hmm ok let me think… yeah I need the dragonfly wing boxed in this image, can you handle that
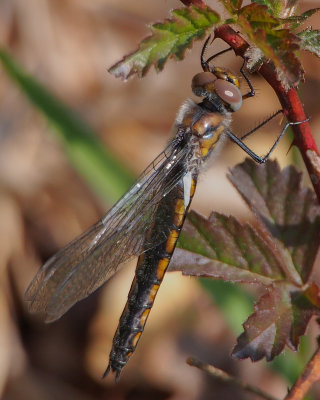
[25,219,107,310]
[25,134,192,322]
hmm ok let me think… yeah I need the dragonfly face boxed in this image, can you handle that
[192,68,242,112]
[25,36,297,381]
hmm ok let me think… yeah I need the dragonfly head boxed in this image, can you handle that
[191,36,243,112]
[191,69,242,112]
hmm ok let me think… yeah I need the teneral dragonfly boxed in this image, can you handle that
[25,36,305,381]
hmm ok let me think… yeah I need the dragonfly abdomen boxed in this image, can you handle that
[105,175,197,381]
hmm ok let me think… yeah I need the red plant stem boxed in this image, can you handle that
[215,25,320,202]
[283,346,320,399]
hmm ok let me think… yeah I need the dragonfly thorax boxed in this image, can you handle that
[191,111,228,158]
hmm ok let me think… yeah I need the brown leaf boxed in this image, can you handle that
[172,159,320,363]
[229,159,320,283]
[232,282,320,361]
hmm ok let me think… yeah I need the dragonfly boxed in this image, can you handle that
[25,35,306,381]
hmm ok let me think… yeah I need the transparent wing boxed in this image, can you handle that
[25,134,192,322]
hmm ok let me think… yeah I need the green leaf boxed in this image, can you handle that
[109,6,220,79]
[235,3,303,87]
[219,0,242,13]
[298,28,320,58]
[0,49,135,204]
[252,0,298,18]
[239,3,281,29]
[252,0,282,16]
[281,8,320,30]
[221,4,319,86]
[171,211,285,286]
[263,29,302,87]
[233,0,243,8]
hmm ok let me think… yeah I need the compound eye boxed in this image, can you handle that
[215,79,242,111]
[191,72,216,97]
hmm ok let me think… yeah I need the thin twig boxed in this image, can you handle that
[187,357,279,400]
[214,25,320,203]
[284,346,320,400]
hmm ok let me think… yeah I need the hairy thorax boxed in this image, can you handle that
[174,99,231,174]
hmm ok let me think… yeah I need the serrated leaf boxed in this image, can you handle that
[239,3,281,29]
[109,6,220,79]
[252,0,299,18]
[253,0,283,17]
[235,3,303,87]
[261,29,302,87]
[219,0,242,13]
[229,159,320,283]
[298,28,320,58]
[222,4,319,86]
[232,282,320,361]
[170,210,286,286]
[172,159,320,363]
[281,8,320,30]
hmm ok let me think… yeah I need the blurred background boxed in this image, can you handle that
[0,1,319,399]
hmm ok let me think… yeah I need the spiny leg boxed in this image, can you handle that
[240,58,255,100]
[201,35,212,71]
[204,47,233,69]
[201,35,233,72]
[240,109,283,140]
[227,118,309,164]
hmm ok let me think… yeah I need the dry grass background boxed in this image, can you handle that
[0,1,319,399]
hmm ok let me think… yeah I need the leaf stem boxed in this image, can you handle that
[214,25,320,203]
[283,345,320,399]
[187,357,279,400]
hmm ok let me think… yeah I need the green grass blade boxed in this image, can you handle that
[0,48,135,203]
[199,278,254,335]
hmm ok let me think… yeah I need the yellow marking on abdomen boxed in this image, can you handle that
[173,198,185,227]
[140,308,150,327]
[156,257,170,281]
[131,332,142,348]
[148,283,160,304]
[165,229,180,254]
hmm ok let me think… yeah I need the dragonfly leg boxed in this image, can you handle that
[227,117,309,163]
[201,35,234,72]
[240,110,283,140]
[240,58,255,100]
